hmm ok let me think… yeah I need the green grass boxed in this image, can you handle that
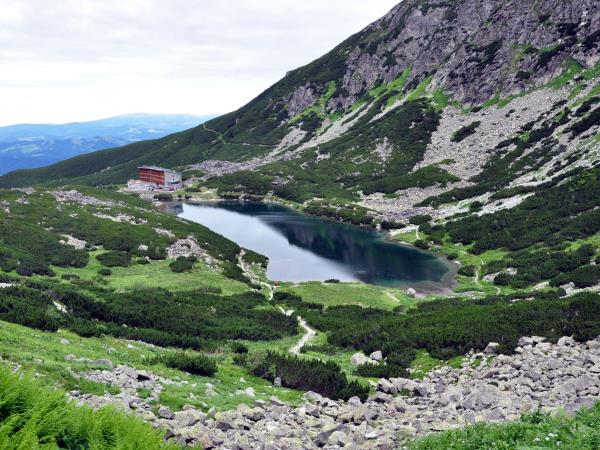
[0,319,303,413]
[410,349,443,380]
[369,68,412,100]
[278,281,418,310]
[406,76,433,102]
[408,403,600,450]
[51,250,249,295]
[431,89,451,111]
[394,230,420,245]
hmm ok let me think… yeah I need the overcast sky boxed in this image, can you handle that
[0,0,399,126]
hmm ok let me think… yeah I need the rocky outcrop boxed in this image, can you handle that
[0,200,10,214]
[52,190,121,207]
[287,83,320,118]
[72,336,600,449]
[166,235,215,266]
[330,0,600,108]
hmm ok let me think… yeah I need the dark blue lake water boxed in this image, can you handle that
[177,201,454,287]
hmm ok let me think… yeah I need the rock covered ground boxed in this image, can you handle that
[69,335,600,449]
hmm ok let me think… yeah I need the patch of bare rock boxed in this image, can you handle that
[0,200,10,214]
[60,234,87,250]
[51,190,121,207]
[93,212,148,225]
[166,235,215,266]
[69,336,600,449]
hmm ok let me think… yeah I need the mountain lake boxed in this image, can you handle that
[170,201,456,290]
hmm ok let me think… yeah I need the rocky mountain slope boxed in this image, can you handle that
[2,0,598,202]
[0,113,214,175]
[70,334,600,449]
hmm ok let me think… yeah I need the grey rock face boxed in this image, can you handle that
[286,83,319,118]
[332,0,600,108]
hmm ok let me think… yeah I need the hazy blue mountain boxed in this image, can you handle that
[0,113,216,174]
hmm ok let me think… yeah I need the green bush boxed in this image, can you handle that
[242,249,268,268]
[550,265,600,288]
[222,261,252,285]
[231,342,249,354]
[97,268,112,276]
[380,220,405,230]
[458,265,476,277]
[250,351,369,401]
[493,272,513,286]
[409,214,432,225]
[169,256,196,273]
[61,273,80,280]
[450,121,481,142]
[96,251,131,268]
[414,240,430,250]
[309,291,600,372]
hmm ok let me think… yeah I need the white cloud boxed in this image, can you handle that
[0,0,399,126]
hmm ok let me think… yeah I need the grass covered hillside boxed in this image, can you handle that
[0,186,600,448]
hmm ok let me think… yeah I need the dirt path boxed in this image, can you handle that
[238,250,274,300]
[290,316,316,355]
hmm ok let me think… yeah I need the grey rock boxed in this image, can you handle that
[484,342,500,354]
[370,351,384,361]
[389,377,419,393]
[315,424,348,447]
[351,352,370,366]
[174,409,206,427]
[557,336,576,347]
[376,378,398,394]
[158,406,174,420]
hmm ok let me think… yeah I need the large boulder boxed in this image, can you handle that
[484,342,500,354]
[557,336,576,347]
[315,424,348,447]
[463,384,501,411]
[377,378,398,394]
[351,352,370,366]
[389,377,419,394]
[370,350,384,361]
[158,406,174,420]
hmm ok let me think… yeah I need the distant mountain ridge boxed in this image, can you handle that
[0,113,216,174]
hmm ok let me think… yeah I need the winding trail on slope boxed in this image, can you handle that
[239,251,314,353]
[290,316,317,355]
[238,250,274,300]
[277,306,317,354]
